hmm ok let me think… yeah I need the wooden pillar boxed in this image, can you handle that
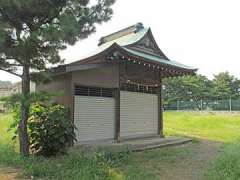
[158,75,164,137]
[115,62,121,143]
[115,88,121,142]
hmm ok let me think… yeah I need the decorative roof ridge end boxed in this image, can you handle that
[98,22,144,46]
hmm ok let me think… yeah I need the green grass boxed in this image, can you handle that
[0,113,14,144]
[164,111,240,142]
[118,143,196,180]
[0,113,130,179]
[204,142,240,180]
[0,146,130,180]
[1,112,240,179]
[0,113,21,165]
[164,112,240,180]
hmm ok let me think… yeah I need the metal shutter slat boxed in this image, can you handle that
[120,91,158,138]
[74,96,115,143]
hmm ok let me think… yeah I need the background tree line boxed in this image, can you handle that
[163,72,240,109]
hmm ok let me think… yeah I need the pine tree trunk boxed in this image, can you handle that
[18,65,30,156]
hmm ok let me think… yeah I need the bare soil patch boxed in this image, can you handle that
[157,140,221,180]
[0,166,21,180]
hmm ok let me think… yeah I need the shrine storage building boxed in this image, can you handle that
[37,23,197,144]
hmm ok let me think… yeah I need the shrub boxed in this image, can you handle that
[3,92,59,141]
[28,103,76,156]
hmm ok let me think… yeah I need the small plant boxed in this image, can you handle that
[28,103,76,156]
[94,145,131,167]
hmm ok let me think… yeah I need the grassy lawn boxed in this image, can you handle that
[0,112,240,179]
[0,113,14,144]
[165,112,240,143]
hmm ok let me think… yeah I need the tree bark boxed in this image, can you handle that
[18,65,30,156]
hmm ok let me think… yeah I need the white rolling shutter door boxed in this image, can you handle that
[74,87,115,143]
[120,91,158,138]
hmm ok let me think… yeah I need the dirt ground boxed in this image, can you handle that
[0,166,21,180]
[156,140,221,180]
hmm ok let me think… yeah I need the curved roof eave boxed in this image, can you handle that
[113,44,197,72]
[66,43,123,67]
[67,42,197,73]
[67,27,150,65]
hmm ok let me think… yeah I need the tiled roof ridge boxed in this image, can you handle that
[98,22,144,46]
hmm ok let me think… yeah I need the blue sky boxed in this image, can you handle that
[1,0,240,82]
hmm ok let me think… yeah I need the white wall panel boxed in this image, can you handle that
[74,96,115,143]
[120,91,158,138]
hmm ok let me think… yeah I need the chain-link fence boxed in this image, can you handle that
[165,99,240,111]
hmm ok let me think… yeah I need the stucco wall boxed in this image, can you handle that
[37,74,72,109]
[71,65,119,88]
[36,65,119,121]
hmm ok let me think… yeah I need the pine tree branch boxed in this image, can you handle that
[0,67,22,77]
[0,58,22,67]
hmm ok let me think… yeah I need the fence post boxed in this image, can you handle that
[229,98,232,111]
[177,100,180,110]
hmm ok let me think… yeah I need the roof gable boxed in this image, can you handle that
[98,23,169,60]
[66,23,197,75]
[127,29,169,60]
[134,32,159,51]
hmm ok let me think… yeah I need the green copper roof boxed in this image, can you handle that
[122,47,196,70]
[69,23,197,72]
[71,27,149,62]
